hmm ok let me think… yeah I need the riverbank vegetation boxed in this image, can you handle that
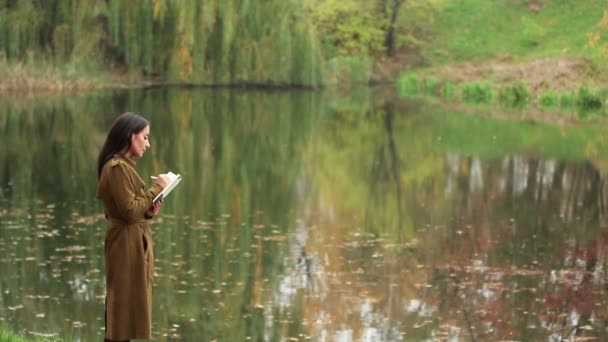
[0,328,27,342]
[0,328,57,342]
[397,70,606,115]
[0,0,436,90]
[0,0,324,89]
[1,0,608,100]
[398,0,608,113]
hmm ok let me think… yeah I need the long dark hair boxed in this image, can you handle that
[97,112,149,178]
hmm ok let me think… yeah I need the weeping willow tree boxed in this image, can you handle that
[0,0,325,87]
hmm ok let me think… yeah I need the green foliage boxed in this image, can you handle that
[396,72,420,95]
[325,56,373,86]
[584,10,608,63]
[395,0,442,49]
[461,81,494,103]
[423,76,440,94]
[0,329,27,342]
[0,328,60,342]
[440,81,456,99]
[539,91,559,107]
[577,87,603,109]
[0,0,324,86]
[498,81,531,107]
[304,0,439,58]
[305,0,385,56]
[560,91,576,107]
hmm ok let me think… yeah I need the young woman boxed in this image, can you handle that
[96,112,170,341]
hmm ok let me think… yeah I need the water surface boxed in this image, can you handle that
[1,88,608,341]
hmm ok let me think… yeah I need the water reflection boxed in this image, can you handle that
[1,89,608,341]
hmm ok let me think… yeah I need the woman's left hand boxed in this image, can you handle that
[146,199,163,218]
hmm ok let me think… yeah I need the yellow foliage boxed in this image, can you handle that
[173,34,193,80]
[587,31,601,48]
[597,10,608,31]
[152,0,162,20]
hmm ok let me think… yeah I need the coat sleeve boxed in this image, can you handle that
[108,162,163,222]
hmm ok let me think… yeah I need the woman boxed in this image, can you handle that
[96,112,170,341]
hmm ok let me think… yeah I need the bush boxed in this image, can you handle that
[539,91,559,107]
[441,82,456,99]
[577,87,602,109]
[461,81,494,103]
[560,92,576,108]
[397,73,420,95]
[423,76,440,95]
[499,81,531,106]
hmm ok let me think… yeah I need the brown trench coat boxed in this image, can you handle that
[96,154,162,340]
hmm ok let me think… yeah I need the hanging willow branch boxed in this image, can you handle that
[0,0,325,87]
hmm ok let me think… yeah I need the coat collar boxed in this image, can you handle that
[114,153,136,168]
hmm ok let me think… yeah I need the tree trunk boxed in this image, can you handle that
[385,0,405,56]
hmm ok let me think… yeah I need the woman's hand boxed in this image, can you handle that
[154,174,171,188]
[146,198,163,218]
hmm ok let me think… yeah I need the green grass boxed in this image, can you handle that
[396,0,608,116]
[539,90,559,107]
[396,72,421,95]
[425,0,607,64]
[0,328,30,342]
[560,91,577,107]
[461,81,494,103]
[440,81,456,99]
[0,58,114,91]
[396,72,608,114]
[577,86,603,109]
[0,327,62,342]
[499,81,532,107]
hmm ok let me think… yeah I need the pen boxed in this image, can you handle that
[150,176,158,180]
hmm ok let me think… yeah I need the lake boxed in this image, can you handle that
[1,87,608,341]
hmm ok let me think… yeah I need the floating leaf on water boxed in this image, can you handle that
[29,331,59,337]
[72,321,86,328]
[264,235,288,241]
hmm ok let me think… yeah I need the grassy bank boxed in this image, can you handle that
[424,0,607,65]
[2,0,607,94]
[395,0,608,114]
[0,53,375,92]
[0,60,115,92]
[397,71,607,115]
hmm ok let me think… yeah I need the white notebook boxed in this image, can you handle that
[153,171,182,203]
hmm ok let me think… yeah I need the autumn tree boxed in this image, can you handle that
[305,0,438,58]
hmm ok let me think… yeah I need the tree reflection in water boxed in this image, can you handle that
[2,91,608,341]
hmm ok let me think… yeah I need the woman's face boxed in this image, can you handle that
[128,125,150,158]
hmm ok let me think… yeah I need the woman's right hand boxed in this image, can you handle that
[154,174,171,188]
